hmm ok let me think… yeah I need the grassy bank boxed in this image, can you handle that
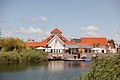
[0,49,48,63]
[73,53,120,80]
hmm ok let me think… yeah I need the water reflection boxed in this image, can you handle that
[64,61,91,69]
[0,61,91,72]
[0,63,27,72]
[0,62,48,72]
[0,61,91,80]
[47,61,91,72]
[48,61,64,72]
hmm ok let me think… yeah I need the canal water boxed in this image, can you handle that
[0,61,91,80]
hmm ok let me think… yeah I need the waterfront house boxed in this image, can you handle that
[26,28,72,54]
[26,28,109,54]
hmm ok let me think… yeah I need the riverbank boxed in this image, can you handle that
[0,49,48,64]
[0,49,118,64]
[73,52,120,80]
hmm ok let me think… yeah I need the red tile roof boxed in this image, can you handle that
[26,28,108,48]
[51,28,62,34]
[57,34,69,43]
[80,37,108,46]
[26,42,43,47]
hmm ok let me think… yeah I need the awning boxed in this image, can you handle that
[36,47,45,49]
[91,48,102,50]
[66,44,92,48]
[47,47,68,49]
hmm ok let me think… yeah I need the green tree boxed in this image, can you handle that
[2,37,26,52]
[108,39,115,45]
[0,38,4,50]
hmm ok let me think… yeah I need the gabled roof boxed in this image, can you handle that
[51,28,62,34]
[26,28,75,47]
[57,34,69,43]
[80,37,108,46]
[41,34,71,45]
[47,35,65,45]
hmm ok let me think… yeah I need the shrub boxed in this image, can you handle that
[0,51,21,63]
[77,53,120,80]
[0,49,48,63]
[22,49,48,62]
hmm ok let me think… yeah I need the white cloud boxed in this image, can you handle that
[40,16,49,22]
[85,31,100,37]
[80,25,100,37]
[16,27,44,35]
[22,16,37,22]
[108,35,120,44]
[80,25,99,31]
[4,32,12,37]
[112,28,120,44]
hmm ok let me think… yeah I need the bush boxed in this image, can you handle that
[0,49,48,63]
[22,49,48,62]
[0,51,21,63]
[77,53,120,80]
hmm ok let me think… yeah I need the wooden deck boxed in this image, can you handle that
[47,53,91,60]
[47,52,117,60]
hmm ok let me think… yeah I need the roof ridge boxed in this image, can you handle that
[51,28,62,34]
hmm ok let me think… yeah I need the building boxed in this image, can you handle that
[80,37,108,53]
[26,28,71,53]
[80,37,108,47]
[26,28,108,54]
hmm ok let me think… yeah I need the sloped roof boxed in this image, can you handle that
[26,28,108,48]
[80,37,108,46]
[26,42,43,47]
[51,28,62,34]
[26,28,75,47]
[41,34,70,45]
[47,35,65,45]
[57,34,69,43]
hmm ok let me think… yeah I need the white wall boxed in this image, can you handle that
[46,37,64,53]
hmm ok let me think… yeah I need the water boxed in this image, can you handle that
[0,61,91,80]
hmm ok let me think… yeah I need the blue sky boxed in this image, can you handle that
[0,0,120,43]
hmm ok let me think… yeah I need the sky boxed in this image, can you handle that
[0,0,120,44]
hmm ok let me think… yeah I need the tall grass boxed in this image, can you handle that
[22,49,48,62]
[76,53,120,80]
[0,49,48,63]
